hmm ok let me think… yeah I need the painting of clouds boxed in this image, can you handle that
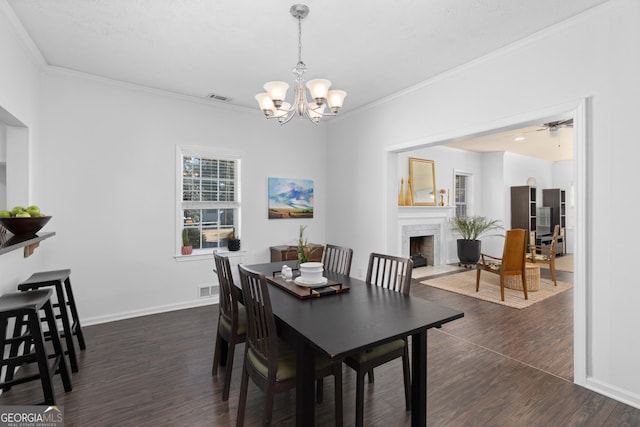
[268,177,314,219]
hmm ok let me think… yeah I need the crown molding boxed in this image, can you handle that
[0,0,47,68]
[44,65,256,113]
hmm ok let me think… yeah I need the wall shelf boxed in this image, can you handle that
[0,232,56,257]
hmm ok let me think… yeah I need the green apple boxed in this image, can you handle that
[26,205,41,216]
[0,210,10,217]
[11,206,25,216]
[15,211,31,218]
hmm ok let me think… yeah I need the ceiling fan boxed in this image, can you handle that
[537,118,573,132]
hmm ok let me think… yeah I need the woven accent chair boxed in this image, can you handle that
[236,265,343,427]
[527,224,559,286]
[321,244,354,276]
[344,253,413,427]
[476,228,528,301]
[211,252,246,401]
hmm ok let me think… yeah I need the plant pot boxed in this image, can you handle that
[181,245,193,255]
[456,239,481,266]
[228,238,241,251]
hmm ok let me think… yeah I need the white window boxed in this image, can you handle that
[177,146,240,254]
[454,172,471,218]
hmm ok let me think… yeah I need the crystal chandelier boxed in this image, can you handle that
[255,4,347,125]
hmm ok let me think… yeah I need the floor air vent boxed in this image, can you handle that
[198,285,217,298]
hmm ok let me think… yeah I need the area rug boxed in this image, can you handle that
[420,269,573,309]
[412,264,467,279]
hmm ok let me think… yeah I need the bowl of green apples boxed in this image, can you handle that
[0,206,51,235]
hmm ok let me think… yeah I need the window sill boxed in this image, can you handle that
[174,248,246,262]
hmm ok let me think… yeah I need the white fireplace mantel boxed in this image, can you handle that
[398,205,454,219]
[398,206,455,266]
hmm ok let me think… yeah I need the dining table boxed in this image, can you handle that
[234,260,464,427]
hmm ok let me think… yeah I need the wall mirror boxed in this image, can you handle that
[409,157,436,206]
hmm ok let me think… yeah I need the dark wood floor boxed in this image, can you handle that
[2,267,640,426]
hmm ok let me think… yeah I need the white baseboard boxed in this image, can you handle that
[82,295,220,326]
[585,377,640,410]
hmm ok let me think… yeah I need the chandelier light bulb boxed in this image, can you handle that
[263,81,290,107]
[327,90,347,113]
[306,79,331,102]
[255,93,275,116]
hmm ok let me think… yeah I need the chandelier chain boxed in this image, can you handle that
[298,15,303,65]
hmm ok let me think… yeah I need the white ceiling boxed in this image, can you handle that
[446,123,574,162]
[6,0,595,161]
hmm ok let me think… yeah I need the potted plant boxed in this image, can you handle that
[296,225,318,265]
[450,215,503,267]
[227,227,241,251]
[181,228,193,255]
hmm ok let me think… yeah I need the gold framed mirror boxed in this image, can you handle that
[409,158,436,206]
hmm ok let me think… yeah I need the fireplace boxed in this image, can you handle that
[410,235,434,267]
[401,223,442,265]
[399,206,453,267]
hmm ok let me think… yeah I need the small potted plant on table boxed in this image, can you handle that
[296,225,318,265]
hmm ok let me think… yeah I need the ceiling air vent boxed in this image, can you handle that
[207,93,231,102]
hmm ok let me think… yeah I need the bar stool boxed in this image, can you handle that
[18,269,86,373]
[0,289,72,405]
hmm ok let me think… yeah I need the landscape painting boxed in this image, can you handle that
[268,177,314,219]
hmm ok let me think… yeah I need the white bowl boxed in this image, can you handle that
[299,262,324,282]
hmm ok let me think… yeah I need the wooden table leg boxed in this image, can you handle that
[411,330,428,426]
[296,338,315,427]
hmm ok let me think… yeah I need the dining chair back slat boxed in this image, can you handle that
[214,253,237,328]
[322,244,354,276]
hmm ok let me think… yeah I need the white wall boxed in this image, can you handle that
[327,0,640,409]
[31,69,328,324]
[0,2,49,299]
[479,152,506,257]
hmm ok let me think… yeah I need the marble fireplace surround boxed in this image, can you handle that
[398,206,454,266]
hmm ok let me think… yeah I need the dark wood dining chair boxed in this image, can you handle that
[344,252,413,427]
[322,244,354,276]
[476,228,528,301]
[527,224,559,286]
[236,265,343,427]
[211,252,246,401]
